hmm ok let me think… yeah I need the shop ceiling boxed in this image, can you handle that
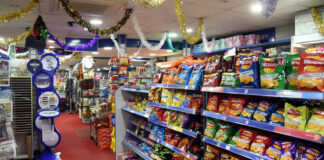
[0,0,323,59]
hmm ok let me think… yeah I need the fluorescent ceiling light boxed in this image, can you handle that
[49,46,54,48]
[84,28,88,31]
[251,3,262,13]
[71,40,80,44]
[90,19,102,25]
[168,32,178,38]
[0,37,4,41]
[166,49,172,53]
[48,40,54,43]
[104,47,112,50]
[186,28,193,33]
[92,52,99,55]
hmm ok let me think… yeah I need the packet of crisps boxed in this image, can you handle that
[178,64,193,85]
[214,122,236,143]
[284,102,307,130]
[300,147,323,160]
[298,53,324,92]
[239,55,260,88]
[240,102,258,120]
[207,95,219,112]
[219,98,229,114]
[297,143,307,160]
[250,134,272,155]
[259,56,285,89]
[171,90,187,107]
[229,127,258,150]
[220,72,240,87]
[285,54,300,90]
[280,141,298,160]
[204,119,219,138]
[189,66,204,86]
[264,140,282,160]
[305,108,324,135]
[269,108,285,126]
[161,88,174,105]
[253,100,277,123]
[227,97,246,116]
[181,91,193,108]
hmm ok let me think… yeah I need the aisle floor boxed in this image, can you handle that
[55,113,115,160]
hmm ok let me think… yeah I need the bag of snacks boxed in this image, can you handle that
[178,65,193,85]
[119,57,129,66]
[240,102,258,119]
[270,108,285,126]
[171,90,187,107]
[220,72,240,87]
[176,113,188,127]
[162,110,171,124]
[214,122,236,143]
[300,147,323,160]
[219,98,229,114]
[177,137,192,152]
[161,88,174,105]
[204,145,221,160]
[189,66,204,86]
[205,55,221,74]
[207,95,219,112]
[189,92,203,109]
[170,133,182,146]
[305,108,324,135]
[154,88,162,103]
[230,128,258,150]
[227,97,246,116]
[182,91,193,108]
[253,100,277,123]
[148,88,156,102]
[204,119,219,138]
[165,129,174,144]
[280,141,298,160]
[284,102,307,130]
[297,143,306,160]
[204,73,221,87]
[239,55,260,88]
[250,134,272,155]
[222,49,236,72]
[285,54,300,90]
[264,140,282,160]
[298,53,324,92]
[259,56,285,89]
[169,111,179,126]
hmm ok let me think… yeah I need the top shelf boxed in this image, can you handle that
[122,87,149,94]
[201,86,324,100]
[148,84,199,90]
[193,39,291,55]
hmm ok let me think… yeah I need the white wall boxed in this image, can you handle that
[275,23,294,40]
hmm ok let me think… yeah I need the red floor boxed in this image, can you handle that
[55,113,115,160]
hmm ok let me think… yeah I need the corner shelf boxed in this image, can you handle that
[201,86,324,100]
[123,140,153,160]
[202,110,323,144]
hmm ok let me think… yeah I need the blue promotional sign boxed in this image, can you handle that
[65,37,98,52]
[245,28,275,43]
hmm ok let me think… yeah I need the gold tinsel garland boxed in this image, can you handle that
[0,0,38,24]
[310,7,324,36]
[0,28,33,46]
[135,0,166,8]
[174,0,204,45]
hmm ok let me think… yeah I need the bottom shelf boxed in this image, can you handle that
[123,140,152,160]
[202,137,271,160]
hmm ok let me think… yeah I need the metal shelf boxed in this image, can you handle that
[127,130,154,146]
[201,86,324,100]
[202,110,323,144]
[122,107,149,118]
[148,119,198,138]
[148,84,199,90]
[122,88,149,94]
[123,140,153,160]
[148,102,198,115]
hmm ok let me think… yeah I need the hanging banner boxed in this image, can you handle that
[245,28,275,43]
[65,38,98,52]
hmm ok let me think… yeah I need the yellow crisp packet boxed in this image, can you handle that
[305,108,324,135]
[171,90,187,107]
[161,88,174,105]
[284,103,307,131]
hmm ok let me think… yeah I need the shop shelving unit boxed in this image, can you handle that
[122,140,153,160]
[148,84,199,90]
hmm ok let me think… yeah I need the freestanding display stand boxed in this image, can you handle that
[27,53,61,160]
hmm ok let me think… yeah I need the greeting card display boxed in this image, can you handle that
[27,52,61,160]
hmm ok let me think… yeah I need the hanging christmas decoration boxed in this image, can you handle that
[110,34,121,54]
[260,0,278,18]
[48,33,100,51]
[32,15,48,41]
[0,27,33,46]
[8,43,16,59]
[310,7,324,36]
[58,0,133,36]
[174,0,204,45]
[0,0,38,24]
[202,25,215,53]
[59,51,80,62]
[129,44,143,59]
[166,32,180,52]
[134,0,166,8]
[132,15,166,51]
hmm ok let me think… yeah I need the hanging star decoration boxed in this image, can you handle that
[32,15,49,41]
[0,0,38,24]
[134,0,166,8]
[310,7,324,36]
[174,0,204,45]
[0,27,33,46]
[57,0,133,36]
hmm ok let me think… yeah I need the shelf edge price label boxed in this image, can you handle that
[279,90,302,98]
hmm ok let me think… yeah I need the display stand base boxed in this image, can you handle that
[40,148,56,160]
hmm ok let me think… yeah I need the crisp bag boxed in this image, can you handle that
[230,127,258,150]
[207,95,219,112]
[284,102,307,130]
[171,90,187,107]
[305,108,324,135]
[298,53,324,92]
[161,88,174,105]
[240,102,258,120]
[177,64,192,85]
[227,97,246,116]
[285,54,300,90]
[259,56,285,89]
[239,55,260,88]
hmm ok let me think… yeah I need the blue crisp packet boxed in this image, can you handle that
[239,55,260,88]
